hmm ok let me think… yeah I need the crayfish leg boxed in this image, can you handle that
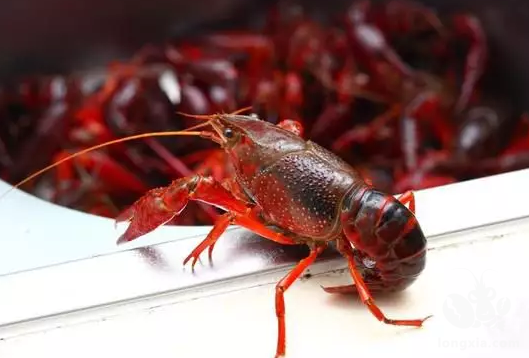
[335,237,432,327]
[274,244,327,358]
[331,103,401,152]
[401,92,452,172]
[183,212,233,270]
[232,213,298,246]
[183,200,303,272]
[451,14,487,114]
[396,190,416,213]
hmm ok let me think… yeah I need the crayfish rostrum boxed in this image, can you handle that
[8,109,431,357]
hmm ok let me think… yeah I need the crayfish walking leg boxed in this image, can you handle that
[336,237,431,326]
[183,212,234,269]
[275,244,327,358]
[396,190,416,213]
[181,207,302,269]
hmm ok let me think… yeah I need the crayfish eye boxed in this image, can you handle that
[223,128,234,138]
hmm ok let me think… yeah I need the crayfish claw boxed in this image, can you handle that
[115,188,176,244]
[115,205,136,225]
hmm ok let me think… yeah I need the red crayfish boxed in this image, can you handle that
[8,108,431,357]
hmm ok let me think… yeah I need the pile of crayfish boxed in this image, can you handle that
[1,0,529,224]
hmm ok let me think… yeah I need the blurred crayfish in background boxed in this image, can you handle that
[1,0,528,223]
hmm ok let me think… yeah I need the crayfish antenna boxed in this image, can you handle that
[0,129,206,201]
[176,105,254,121]
[229,106,254,116]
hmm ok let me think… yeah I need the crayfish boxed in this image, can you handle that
[7,108,431,357]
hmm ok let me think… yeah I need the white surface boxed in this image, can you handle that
[0,217,527,358]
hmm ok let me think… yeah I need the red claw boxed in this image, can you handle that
[115,177,198,243]
[116,187,177,244]
[116,175,248,244]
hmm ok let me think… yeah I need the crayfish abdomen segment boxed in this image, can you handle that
[341,189,427,291]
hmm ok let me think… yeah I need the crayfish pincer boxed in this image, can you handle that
[7,110,431,357]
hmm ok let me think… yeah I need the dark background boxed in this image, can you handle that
[1,0,528,108]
